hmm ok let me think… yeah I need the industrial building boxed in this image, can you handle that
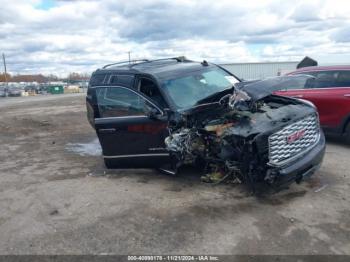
[220,61,299,80]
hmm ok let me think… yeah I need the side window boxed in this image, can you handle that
[298,71,318,77]
[89,74,106,87]
[108,74,134,87]
[118,75,134,86]
[109,75,118,85]
[96,87,157,118]
[138,78,167,107]
[313,71,338,88]
[293,71,318,89]
[281,77,313,90]
[336,71,350,87]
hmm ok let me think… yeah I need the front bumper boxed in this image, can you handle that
[268,131,326,186]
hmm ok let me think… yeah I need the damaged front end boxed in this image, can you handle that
[164,83,325,190]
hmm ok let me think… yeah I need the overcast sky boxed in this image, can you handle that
[0,0,350,76]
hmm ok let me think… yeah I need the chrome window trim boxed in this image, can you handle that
[94,115,148,124]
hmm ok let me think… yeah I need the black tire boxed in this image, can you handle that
[345,123,350,145]
[104,158,115,169]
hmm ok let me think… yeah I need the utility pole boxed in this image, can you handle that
[2,53,8,88]
[128,51,131,64]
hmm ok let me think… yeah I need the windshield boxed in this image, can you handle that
[162,68,239,109]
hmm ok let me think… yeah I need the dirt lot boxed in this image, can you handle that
[0,94,349,255]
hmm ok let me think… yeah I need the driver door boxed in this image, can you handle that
[94,86,170,168]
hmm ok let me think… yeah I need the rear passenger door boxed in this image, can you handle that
[298,71,342,128]
[94,85,170,168]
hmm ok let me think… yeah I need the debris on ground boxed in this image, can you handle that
[39,120,50,126]
[201,172,225,183]
[88,170,106,177]
[314,184,328,193]
[49,209,59,216]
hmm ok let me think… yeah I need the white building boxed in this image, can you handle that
[220,61,299,80]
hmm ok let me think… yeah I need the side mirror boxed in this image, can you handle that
[144,103,162,120]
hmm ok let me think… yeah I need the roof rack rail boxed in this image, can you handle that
[129,56,192,68]
[102,59,149,69]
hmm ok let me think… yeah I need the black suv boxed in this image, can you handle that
[87,57,325,188]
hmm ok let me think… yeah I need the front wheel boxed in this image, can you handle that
[104,158,116,169]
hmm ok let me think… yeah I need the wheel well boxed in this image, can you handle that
[342,115,350,134]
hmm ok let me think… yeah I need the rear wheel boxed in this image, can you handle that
[345,123,350,144]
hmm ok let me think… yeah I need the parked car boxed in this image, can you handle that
[274,66,350,143]
[8,87,23,97]
[24,85,39,93]
[86,58,325,189]
[0,86,6,97]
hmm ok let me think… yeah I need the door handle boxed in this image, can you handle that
[98,128,117,134]
[292,94,303,98]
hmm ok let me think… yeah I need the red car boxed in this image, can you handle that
[273,66,350,143]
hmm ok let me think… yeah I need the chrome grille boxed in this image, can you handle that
[268,114,320,166]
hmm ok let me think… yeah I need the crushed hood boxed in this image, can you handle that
[234,75,315,102]
[176,75,315,116]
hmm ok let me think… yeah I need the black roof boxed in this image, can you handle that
[94,57,216,80]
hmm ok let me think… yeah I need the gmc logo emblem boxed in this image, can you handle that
[286,130,306,144]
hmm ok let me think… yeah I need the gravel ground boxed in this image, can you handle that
[0,94,349,255]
